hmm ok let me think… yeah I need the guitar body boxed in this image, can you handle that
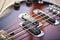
[0,1,60,40]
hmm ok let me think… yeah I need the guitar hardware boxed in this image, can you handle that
[33,9,59,25]
[0,30,14,40]
[48,5,60,16]
[0,0,60,40]
[18,13,44,37]
[14,1,20,10]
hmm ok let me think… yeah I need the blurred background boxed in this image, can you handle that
[0,0,60,11]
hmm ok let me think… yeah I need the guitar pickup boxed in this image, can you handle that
[0,30,14,40]
[18,13,44,37]
[33,9,59,25]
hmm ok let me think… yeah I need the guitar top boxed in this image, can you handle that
[0,0,60,40]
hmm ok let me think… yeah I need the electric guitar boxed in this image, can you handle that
[0,0,60,40]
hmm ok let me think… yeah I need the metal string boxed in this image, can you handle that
[6,11,59,40]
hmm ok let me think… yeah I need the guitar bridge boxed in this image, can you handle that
[48,5,60,16]
[0,30,14,40]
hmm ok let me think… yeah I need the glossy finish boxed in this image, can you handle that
[0,1,60,40]
[18,13,44,37]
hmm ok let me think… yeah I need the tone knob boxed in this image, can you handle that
[26,0,33,7]
[14,1,20,10]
